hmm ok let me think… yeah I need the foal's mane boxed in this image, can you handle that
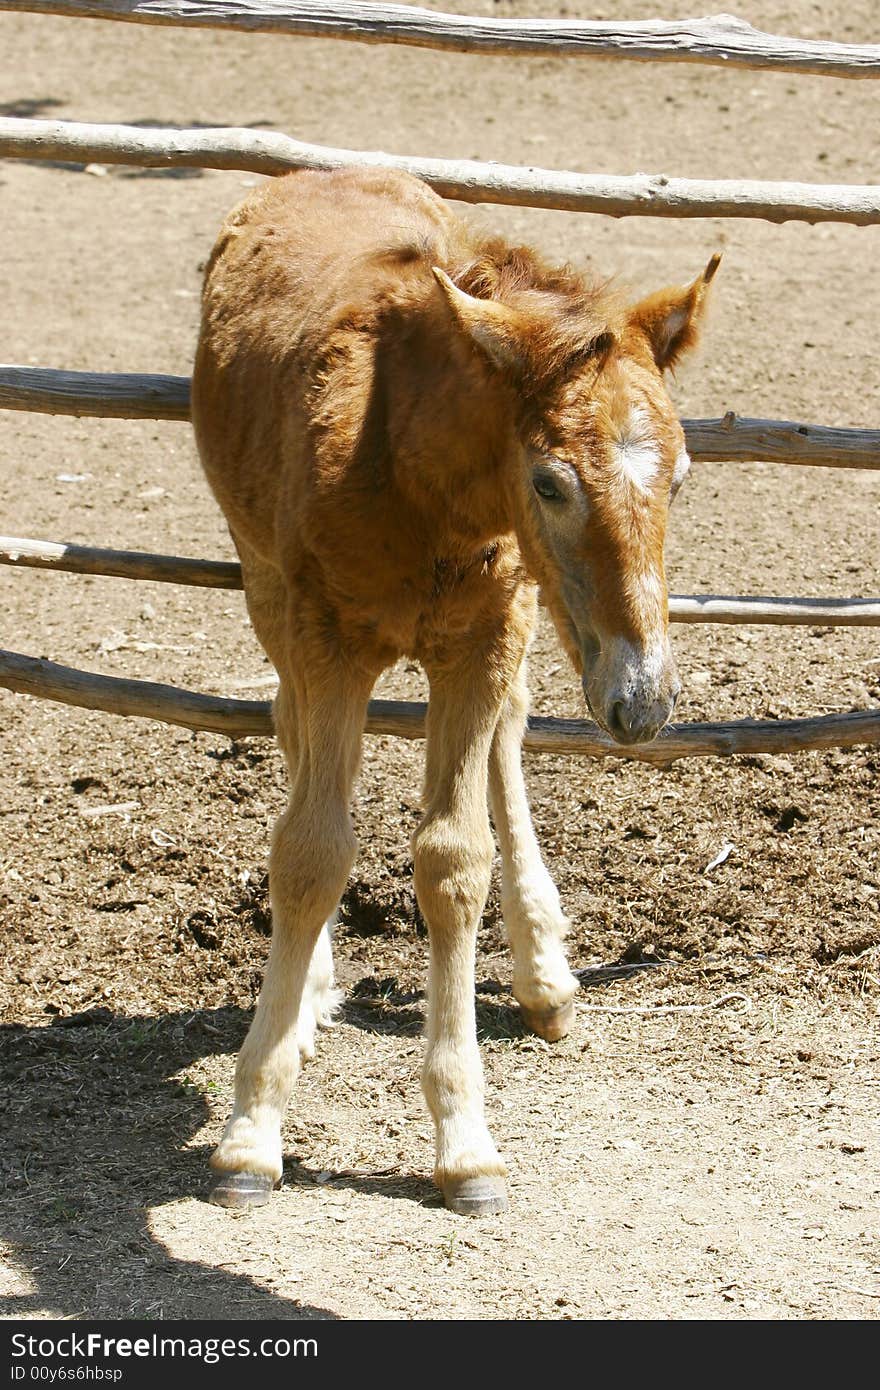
[450,237,621,396]
[359,229,620,408]
[452,236,605,307]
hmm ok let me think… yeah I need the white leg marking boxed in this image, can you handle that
[295,919,343,1062]
[210,670,369,1186]
[414,656,516,1192]
[490,668,579,1016]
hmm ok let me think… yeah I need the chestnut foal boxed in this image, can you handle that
[192,168,716,1215]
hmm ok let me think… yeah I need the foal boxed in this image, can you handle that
[192,168,716,1215]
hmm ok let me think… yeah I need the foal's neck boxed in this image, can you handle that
[383,309,520,552]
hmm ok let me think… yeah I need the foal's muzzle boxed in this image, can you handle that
[582,637,680,746]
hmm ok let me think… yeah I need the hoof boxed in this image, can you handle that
[441,1176,508,1217]
[520,998,575,1042]
[209,1171,279,1209]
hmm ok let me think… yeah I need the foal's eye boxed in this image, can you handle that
[533,474,564,502]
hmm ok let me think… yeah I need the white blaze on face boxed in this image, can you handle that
[632,568,665,616]
[626,568,667,648]
[591,630,673,720]
[614,406,660,494]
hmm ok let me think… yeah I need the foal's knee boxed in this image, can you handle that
[270,804,357,925]
[412,817,494,928]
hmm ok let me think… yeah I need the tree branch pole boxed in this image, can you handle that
[2,4,879,79]
[3,536,879,628]
[2,118,880,225]
[1,649,878,764]
[2,367,879,470]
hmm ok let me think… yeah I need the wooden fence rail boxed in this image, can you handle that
[2,117,880,225]
[4,3,880,80]
[3,366,880,471]
[2,648,878,764]
[0,536,243,589]
[3,536,879,629]
[2,7,877,760]
[0,367,191,422]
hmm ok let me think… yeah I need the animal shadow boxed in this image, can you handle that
[0,1007,337,1320]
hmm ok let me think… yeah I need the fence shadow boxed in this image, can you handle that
[0,1006,337,1320]
[0,97,64,119]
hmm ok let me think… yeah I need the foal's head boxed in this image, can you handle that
[434,250,719,745]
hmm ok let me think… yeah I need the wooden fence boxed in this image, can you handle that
[1,0,879,765]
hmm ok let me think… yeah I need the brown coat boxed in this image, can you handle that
[192,168,716,1214]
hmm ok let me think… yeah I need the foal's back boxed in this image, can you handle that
[192,167,467,546]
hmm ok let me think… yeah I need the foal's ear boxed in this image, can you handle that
[628,253,721,372]
[432,266,615,382]
[432,267,526,374]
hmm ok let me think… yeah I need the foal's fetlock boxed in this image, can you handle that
[295,920,344,1061]
[503,892,579,1039]
[295,982,343,1060]
[210,1120,282,1180]
[512,954,578,1011]
[512,952,579,1041]
[291,973,339,1056]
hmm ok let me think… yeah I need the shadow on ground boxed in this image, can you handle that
[0,1006,337,1319]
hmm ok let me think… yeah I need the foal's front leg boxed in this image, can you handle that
[489,657,579,1041]
[413,653,514,1216]
[209,662,372,1207]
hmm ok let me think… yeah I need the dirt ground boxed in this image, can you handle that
[1,1,878,1321]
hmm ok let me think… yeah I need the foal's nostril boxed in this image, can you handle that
[607,700,630,741]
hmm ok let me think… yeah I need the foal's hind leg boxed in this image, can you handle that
[210,623,372,1207]
[489,657,579,1042]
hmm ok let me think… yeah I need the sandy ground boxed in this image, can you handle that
[1,1,878,1320]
